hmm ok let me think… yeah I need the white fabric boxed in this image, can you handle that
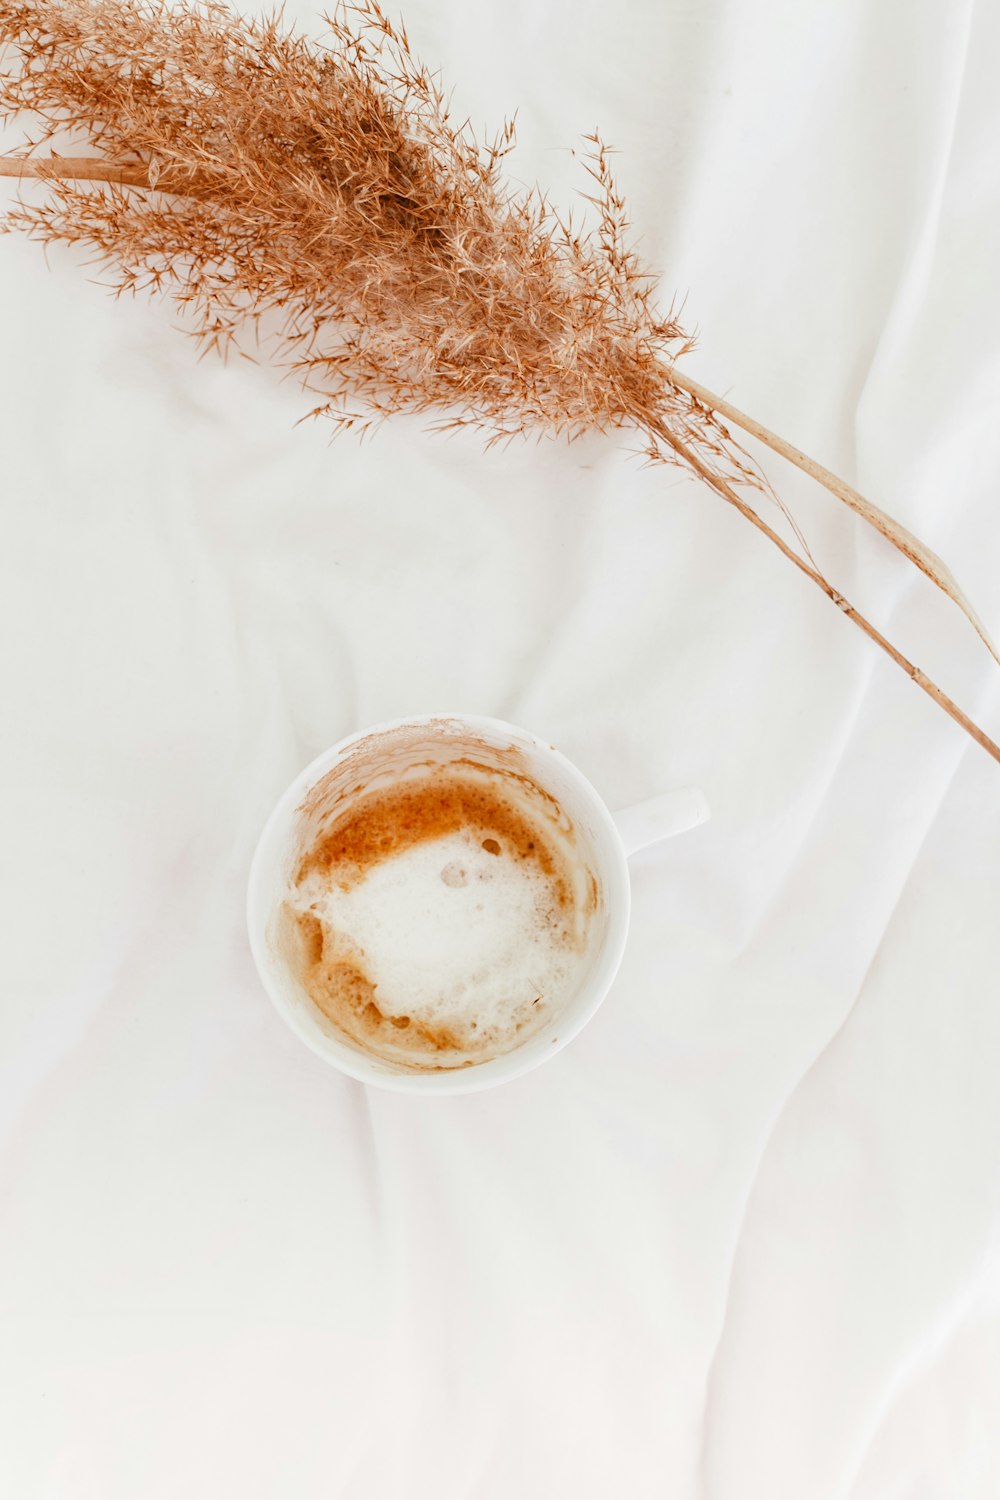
[2,0,999,1494]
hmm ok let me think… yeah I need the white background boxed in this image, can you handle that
[2,1,999,1495]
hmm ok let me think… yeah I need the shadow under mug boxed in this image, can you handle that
[247,714,708,1095]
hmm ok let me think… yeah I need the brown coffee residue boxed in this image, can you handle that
[282,767,584,1068]
[291,908,470,1061]
[296,771,569,908]
[279,727,603,1072]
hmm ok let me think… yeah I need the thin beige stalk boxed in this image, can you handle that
[662,362,1000,666]
[649,419,1000,766]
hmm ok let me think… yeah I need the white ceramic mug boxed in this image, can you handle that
[247,714,708,1095]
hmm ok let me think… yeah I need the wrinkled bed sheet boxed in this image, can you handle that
[2,1,999,1495]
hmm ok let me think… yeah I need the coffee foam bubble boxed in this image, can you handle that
[281,761,598,1070]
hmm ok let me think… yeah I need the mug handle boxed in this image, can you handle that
[613,787,710,858]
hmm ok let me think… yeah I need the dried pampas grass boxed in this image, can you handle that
[1,0,997,762]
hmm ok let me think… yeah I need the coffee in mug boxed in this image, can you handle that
[275,723,601,1071]
[248,714,708,1094]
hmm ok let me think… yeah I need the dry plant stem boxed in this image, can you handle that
[0,156,149,186]
[8,145,994,658]
[4,148,997,764]
[652,423,1000,767]
[9,150,991,658]
[0,156,210,194]
[662,361,1000,667]
[665,362,871,498]
[3,149,996,765]
[0,0,995,767]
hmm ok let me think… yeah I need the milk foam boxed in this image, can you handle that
[298,825,585,1051]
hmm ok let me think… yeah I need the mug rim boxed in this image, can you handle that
[246,712,632,1095]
